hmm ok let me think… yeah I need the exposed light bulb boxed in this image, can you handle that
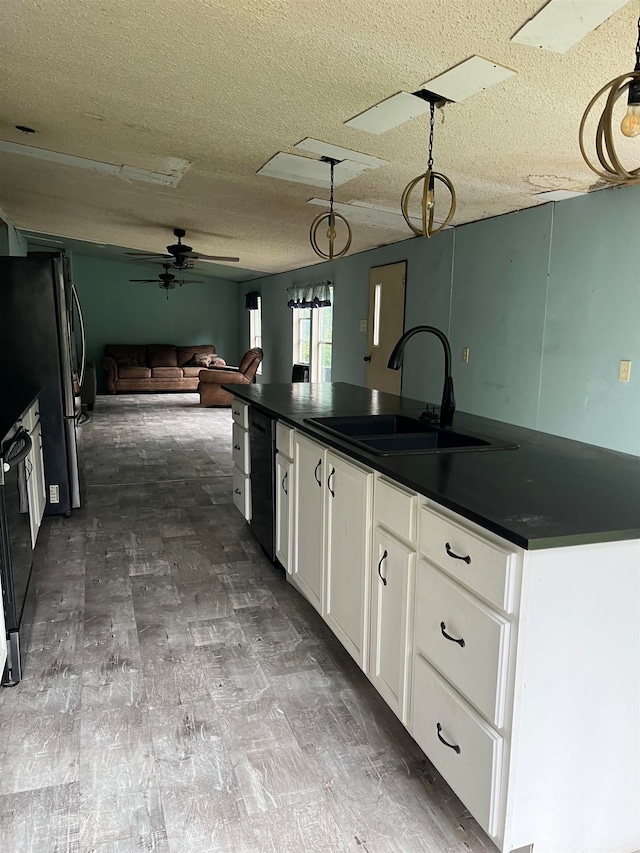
[426,174,435,210]
[621,102,640,137]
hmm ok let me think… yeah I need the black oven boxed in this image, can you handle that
[0,425,35,684]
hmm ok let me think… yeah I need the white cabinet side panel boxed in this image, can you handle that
[505,539,640,853]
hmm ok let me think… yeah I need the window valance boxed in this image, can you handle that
[287,281,332,309]
[245,291,261,310]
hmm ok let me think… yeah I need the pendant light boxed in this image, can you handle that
[579,13,640,183]
[309,157,352,259]
[401,98,456,238]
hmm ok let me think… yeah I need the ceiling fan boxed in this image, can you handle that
[129,262,205,297]
[125,227,239,268]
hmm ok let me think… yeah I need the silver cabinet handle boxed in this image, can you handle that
[327,466,335,497]
[282,471,288,495]
[437,723,460,754]
[314,459,322,486]
[440,621,465,648]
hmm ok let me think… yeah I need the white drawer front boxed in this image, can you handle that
[233,465,251,520]
[20,400,40,434]
[415,560,510,728]
[276,421,294,459]
[232,423,250,474]
[375,477,417,543]
[411,655,504,839]
[420,506,517,613]
[231,399,249,429]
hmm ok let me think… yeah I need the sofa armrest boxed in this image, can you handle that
[102,356,118,393]
[200,370,249,386]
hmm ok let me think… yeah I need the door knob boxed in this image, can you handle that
[363,355,372,362]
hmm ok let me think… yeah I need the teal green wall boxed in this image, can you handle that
[70,255,242,392]
[241,184,639,456]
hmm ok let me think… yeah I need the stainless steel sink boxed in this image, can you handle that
[304,414,518,455]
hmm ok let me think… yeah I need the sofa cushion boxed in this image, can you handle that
[119,367,152,379]
[176,345,217,367]
[150,367,183,378]
[147,345,178,368]
[182,366,208,377]
[106,345,148,367]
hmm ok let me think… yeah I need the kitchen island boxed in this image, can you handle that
[224,382,640,853]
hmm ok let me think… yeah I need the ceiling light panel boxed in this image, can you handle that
[535,189,587,201]
[295,138,387,169]
[422,56,517,102]
[257,152,370,187]
[0,140,190,186]
[344,92,432,135]
[511,0,630,54]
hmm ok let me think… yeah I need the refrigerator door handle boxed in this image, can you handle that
[71,284,86,388]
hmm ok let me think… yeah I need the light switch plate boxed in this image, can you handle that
[619,360,631,382]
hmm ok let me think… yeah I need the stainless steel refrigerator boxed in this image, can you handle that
[0,253,85,516]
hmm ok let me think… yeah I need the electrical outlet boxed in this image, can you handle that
[49,484,60,503]
[360,319,367,332]
[462,347,470,363]
[619,360,631,382]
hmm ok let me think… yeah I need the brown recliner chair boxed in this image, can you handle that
[198,347,263,407]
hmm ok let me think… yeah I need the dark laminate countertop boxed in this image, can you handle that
[224,381,640,551]
[0,375,40,444]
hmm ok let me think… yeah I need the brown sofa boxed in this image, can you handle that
[103,344,226,394]
[198,347,263,406]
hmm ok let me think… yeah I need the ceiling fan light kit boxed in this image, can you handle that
[401,96,456,238]
[579,13,640,184]
[309,158,353,259]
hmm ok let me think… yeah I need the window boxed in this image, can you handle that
[249,294,262,375]
[292,291,333,382]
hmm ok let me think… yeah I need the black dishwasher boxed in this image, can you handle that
[248,406,275,561]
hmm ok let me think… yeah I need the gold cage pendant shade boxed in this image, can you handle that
[401,99,456,238]
[309,158,352,260]
[579,15,640,184]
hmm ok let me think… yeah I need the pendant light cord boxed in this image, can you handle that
[427,101,435,170]
[635,15,640,70]
[329,159,335,213]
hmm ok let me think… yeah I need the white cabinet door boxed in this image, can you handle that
[324,453,373,669]
[291,434,325,614]
[369,526,415,723]
[275,453,292,571]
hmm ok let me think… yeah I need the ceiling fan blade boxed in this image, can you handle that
[129,279,159,282]
[125,252,172,258]
[197,254,240,262]
[179,279,206,284]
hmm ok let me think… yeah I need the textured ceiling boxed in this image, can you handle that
[0,0,636,275]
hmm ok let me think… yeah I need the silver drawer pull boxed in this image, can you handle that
[234,488,242,495]
[314,459,322,486]
[437,722,461,754]
[234,443,241,450]
[233,409,240,416]
[445,542,471,564]
[282,471,288,494]
[440,621,465,648]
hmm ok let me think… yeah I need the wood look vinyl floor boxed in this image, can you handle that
[0,394,496,853]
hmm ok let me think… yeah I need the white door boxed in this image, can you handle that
[291,434,325,614]
[324,453,373,669]
[275,453,292,571]
[369,526,415,723]
[365,262,406,394]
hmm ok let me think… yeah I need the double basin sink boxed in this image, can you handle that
[304,414,518,456]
